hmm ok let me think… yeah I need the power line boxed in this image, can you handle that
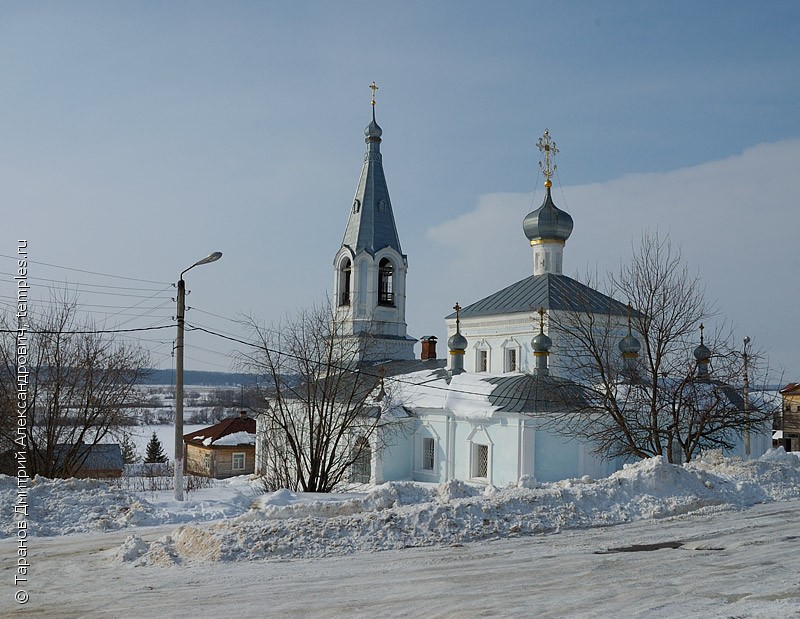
[0,253,171,285]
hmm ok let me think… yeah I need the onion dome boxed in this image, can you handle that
[365,119,383,140]
[532,330,552,353]
[448,302,467,351]
[448,329,468,352]
[523,187,574,244]
[619,332,641,357]
[531,307,552,353]
[694,324,711,362]
[619,304,641,358]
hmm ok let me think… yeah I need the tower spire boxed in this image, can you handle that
[333,85,415,361]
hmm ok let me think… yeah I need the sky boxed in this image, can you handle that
[2,1,799,378]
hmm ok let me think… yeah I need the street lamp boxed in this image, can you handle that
[743,335,751,459]
[174,251,222,500]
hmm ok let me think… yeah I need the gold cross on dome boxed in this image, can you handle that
[370,81,379,106]
[538,307,546,332]
[536,129,558,187]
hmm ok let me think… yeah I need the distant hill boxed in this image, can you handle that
[139,369,258,386]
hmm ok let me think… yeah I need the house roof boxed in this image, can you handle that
[780,383,800,395]
[446,273,630,320]
[184,414,256,447]
[53,443,124,471]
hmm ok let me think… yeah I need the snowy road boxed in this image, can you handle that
[3,499,800,618]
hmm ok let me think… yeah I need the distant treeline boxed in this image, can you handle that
[138,369,258,386]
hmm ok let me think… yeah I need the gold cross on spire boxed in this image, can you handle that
[370,81,379,107]
[536,128,558,189]
[538,307,546,333]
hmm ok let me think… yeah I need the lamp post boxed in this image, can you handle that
[174,251,222,501]
[743,335,751,459]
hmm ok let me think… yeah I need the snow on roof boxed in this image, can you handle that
[184,414,256,447]
[213,431,256,446]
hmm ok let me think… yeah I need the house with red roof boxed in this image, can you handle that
[183,411,256,478]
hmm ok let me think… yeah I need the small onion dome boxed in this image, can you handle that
[523,187,574,244]
[694,341,711,362]
[531,331,552,353]
[365,119,383,139]
[618,333,641,357]
[448,330,468,352]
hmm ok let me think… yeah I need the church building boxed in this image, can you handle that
[257,88,771,488]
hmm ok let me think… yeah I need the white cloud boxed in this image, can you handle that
[420,140,800,375]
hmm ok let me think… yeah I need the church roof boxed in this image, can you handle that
[340,114,403,256]
[486,374,591,414]
[446,273,630,319]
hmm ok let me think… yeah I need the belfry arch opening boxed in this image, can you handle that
[339,258,352,306]
[378,258,394,306]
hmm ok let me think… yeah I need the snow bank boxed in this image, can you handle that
[120,449,800,564]
[0,475,254,537]
[7,450,800,564]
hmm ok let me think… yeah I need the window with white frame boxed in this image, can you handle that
[232,452,246,471]
[422,437,435,470]
[505,348,517,372]
[471,443,488,479]
[478,349,488,372]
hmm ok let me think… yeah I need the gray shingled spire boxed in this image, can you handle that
[340,107,403,256]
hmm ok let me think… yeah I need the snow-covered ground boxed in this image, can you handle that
[3,450,800,617]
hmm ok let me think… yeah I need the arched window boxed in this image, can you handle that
[339,258,351,306]
[378,258,394,306]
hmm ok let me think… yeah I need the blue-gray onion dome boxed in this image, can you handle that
[448,330,468,352]
[523,188,574,243]
[694,342,711,362]
[365,119,383,139]
[532,331,552,353]
[618,333,641,356]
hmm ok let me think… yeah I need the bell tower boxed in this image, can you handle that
[333,83,416,361]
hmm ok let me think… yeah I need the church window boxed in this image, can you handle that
[378,258,394,306]
[471,444,488,479]
[350,437,371,483]
[505,348,517,372]
[353,199,360,213]
[478,350,488,373]
[422,437,435,470]
[339,258,352,306]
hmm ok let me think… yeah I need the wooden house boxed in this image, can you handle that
[183,412,256,479]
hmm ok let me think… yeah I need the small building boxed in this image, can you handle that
[183,412,256,478]
[53,443,124,478]
[778,383,800,451]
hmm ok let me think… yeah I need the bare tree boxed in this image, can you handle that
[0,296,149,477]
[239,301,400,492]
[548,231,774,463]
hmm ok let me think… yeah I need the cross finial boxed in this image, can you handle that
[699,323,705,344]
[536,128,559,189]
[370,81,379,106]
[538,307,546,333]
[453,302,462,330]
